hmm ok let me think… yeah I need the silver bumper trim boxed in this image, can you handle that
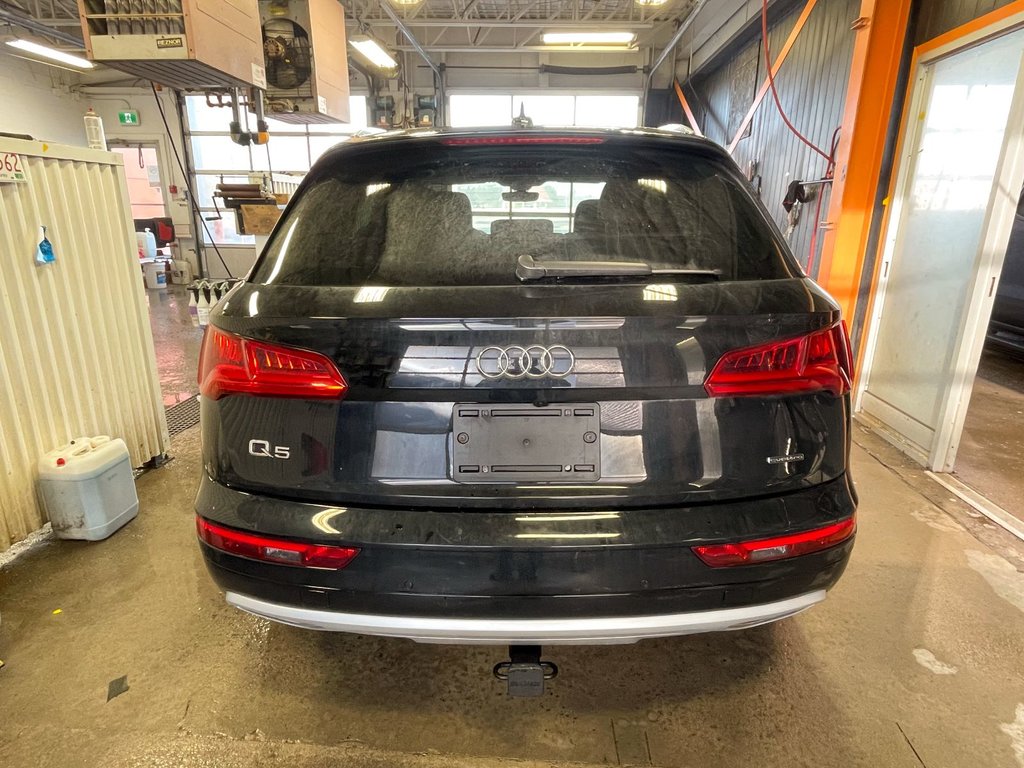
[225,590,827,645]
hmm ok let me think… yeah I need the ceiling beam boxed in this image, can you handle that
[355,20,656,29]
[0,0,83,45]
[23,17,81,25]
[391,44,645,53]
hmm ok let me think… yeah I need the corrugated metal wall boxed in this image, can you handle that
[687,0,861,275]
[0,139,170,550]
[915,0,1017,44]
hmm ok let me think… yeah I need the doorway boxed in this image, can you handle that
[947,186,1024,533]
[111,141,199,407]
[857,19,1024,477]
[111,144,167,220]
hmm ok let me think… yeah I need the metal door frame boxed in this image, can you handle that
[107,138,173,220]
[856,10,1024,471]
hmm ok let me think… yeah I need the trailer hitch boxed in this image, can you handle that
[493,645,558,697]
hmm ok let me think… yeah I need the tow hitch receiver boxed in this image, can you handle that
[493,645,558,697]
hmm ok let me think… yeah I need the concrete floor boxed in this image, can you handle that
[957,348,1024,523]
[146,285,203,407]
[3,290,1024,767]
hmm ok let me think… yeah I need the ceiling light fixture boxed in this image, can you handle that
[5,39,95,70]
[388,0,423,5]
[541,31,636,45]
[349,36,399,71]
[634,0,669,6]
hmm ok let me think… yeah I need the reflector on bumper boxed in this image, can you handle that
[692,515,856,567]
[197,516,359,570]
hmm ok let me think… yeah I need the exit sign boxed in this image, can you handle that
[118,110,140,126]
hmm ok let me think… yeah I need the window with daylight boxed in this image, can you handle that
[446,93,636,232]
[449,93,640,129]
[185,94,368,245]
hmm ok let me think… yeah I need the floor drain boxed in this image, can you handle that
[165,396,200,437]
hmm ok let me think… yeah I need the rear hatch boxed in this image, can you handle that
[200,131,852,510]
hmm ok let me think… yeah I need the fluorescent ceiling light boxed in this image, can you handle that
[638,178,667,193]
[643,284,678,302]
[349,37,398,71]
[353,286,390,303]
[388,0,422,5]
[5,39,95,70]
[635,0,669,6]
[541,31,636,45]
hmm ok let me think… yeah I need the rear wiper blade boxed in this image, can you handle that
[516,254,720,282]
[517,254,649,280]
[651,267,721,279]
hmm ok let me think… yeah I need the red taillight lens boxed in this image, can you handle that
[196,516,360,570]
[692,516,856,567]
[704,322,853,397]
[440,136,606,145]
[198,326,347,400]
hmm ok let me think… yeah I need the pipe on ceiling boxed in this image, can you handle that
[539,64,640,76]
[642,0,710,115]
[376,1,446,125]
[0,1,83,46]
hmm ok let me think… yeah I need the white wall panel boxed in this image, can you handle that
[0,138,169,549]
[0,55,90,147]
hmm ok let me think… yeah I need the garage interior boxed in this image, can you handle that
[2,0,1024,766]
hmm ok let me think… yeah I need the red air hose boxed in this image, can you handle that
[761,0,831,163]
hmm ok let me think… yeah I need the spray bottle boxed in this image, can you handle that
[188,288,199,327]
[197,281,211,327]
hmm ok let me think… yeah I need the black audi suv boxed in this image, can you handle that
[196,127,857,646]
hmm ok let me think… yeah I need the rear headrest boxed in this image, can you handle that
[387,184,474,232]
[598,179,682,261]
[375,184,480,283]
[573,199,600,237]
[490,219,554,237]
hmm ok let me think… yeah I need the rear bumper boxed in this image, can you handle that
[197,473,856,642]
[987,323,1024,354]
[226,589,826,645]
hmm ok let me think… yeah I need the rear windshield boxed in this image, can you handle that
[252,139,795,287]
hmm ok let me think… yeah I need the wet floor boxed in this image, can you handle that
[1,424,1023,767]
[145,285,203,407]
[956,347,1024,522]
[3,290,1024,767]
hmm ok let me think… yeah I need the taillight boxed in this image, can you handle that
[197,516,360,570]
[692,516,856,567]
[198,326,347,400]
[704,322,853,397]
[440,136,606,145]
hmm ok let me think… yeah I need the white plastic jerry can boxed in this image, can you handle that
[37,436,139,541]
[136,229,157,260]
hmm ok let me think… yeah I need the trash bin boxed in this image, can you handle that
[37,436,139,541]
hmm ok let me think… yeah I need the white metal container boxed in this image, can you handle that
[37,437,139,540]
[0,137,169,551]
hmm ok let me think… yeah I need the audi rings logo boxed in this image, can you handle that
[476,345,576,380]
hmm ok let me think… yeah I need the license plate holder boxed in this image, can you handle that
[452,404,601,483]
